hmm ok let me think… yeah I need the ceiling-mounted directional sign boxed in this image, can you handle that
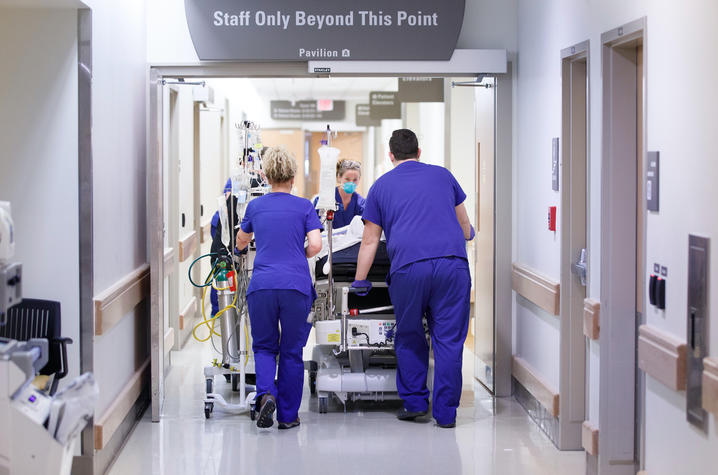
[185,0,466,61]
[397,78,445,102]
[369,92,401,120]
[356,104,381,127]
[270,100,346,121]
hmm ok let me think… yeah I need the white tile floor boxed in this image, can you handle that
[109,334,585,475]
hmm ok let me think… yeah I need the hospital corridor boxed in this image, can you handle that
[1,2,717,475]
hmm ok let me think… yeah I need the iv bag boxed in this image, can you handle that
[231,170,249,204]
[316,145,340,209]
[217,195,231,247]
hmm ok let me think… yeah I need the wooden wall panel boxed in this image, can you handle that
[178,231,198,262]
[262,128,307,198]
[583,298,600,340]
[581,421,599,455]
[638,325,686,391]
[94,358,149,450]
[512,263,560,316]
[94,264,150,336]
[308,131,365,198]
[512,355,560,417]
[199,219,212,244]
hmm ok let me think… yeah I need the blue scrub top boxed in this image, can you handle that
[362,161,467,275]
[240,193,323,297]
[333,187,366,228]
[313,188,365,228]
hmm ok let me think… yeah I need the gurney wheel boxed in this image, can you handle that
[318,396,328,414]
[204,402,213,419]
[250,408,256,421]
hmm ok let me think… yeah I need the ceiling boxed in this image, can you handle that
[247,77,399,102]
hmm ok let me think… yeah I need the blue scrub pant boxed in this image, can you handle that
[210,287,219,316]
[247,289,313,423]
[388,257,471,425]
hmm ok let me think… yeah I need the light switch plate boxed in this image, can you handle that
[646,151,659,212]
[551,137,559,191]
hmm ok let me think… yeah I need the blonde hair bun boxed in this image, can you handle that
[263,146,297,184]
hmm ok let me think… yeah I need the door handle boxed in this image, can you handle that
[571,248,587,287]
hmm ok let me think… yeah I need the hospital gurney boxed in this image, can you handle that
[308,221,400,413]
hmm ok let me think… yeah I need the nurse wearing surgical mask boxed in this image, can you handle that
[312,159,365,226]
[331,159,365,228]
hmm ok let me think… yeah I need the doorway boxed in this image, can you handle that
[599,18,646,474]
[147,63,511,421]
[559,41,589,451]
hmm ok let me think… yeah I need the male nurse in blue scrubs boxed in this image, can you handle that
[353,129,475,428]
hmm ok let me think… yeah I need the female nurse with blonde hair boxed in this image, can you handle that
[235,146,323,430]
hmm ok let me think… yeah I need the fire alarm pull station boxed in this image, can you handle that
[548,206,557,232]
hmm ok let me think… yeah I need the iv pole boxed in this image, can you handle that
[325,125,335,324]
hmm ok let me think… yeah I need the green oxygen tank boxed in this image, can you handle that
[215,264,240,366]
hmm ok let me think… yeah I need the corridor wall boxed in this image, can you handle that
[516,0,718,473]
[0,7,80,386]
[84,0,149,422]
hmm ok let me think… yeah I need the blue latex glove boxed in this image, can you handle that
[468,225,476,241]
[351,280,372,296]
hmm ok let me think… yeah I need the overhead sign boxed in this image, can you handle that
[356,104,381,127]
[270,100,346,121]
[185,0,466,61]
[369,92,401,120]
[398,77,445,102]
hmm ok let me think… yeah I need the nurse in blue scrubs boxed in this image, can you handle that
[314,159,365,227]
[235,146,323,430]
[353,129,475,429]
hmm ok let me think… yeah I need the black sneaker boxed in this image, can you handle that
[278,418,300,430]
[397,407,428,421]
[256,395,276,428]
[436,421,456,428]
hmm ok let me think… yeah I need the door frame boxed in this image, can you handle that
[471,78,496,393]
[166,87,181,351]
[599,17,646,474]
[559,40,590,450]
[147,56,514,420]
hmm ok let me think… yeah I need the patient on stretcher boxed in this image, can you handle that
[310,216,390,282]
